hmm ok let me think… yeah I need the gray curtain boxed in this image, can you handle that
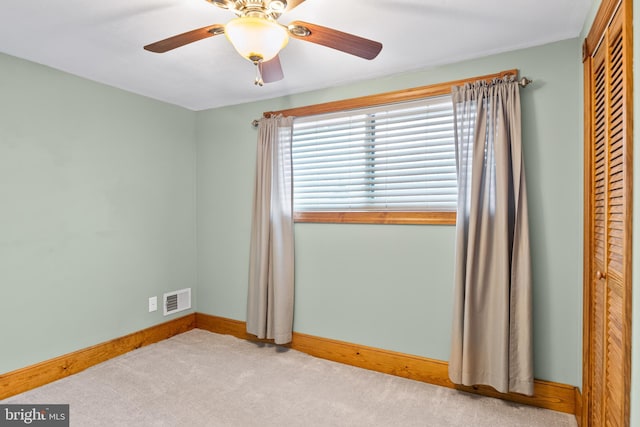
[448,78,533,396]
[247,115,295,345]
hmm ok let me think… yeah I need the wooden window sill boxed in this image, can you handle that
[294,211,456,225]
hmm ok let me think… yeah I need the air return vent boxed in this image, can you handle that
[163,288,191,316]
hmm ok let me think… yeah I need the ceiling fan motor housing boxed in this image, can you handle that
[207,0,288,18]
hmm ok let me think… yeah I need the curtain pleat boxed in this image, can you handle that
[247,115,295,345]
[448,78,533,396]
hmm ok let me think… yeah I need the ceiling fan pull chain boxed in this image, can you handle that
[254,61,264,86]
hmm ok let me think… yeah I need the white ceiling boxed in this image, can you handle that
[0,0,592,111]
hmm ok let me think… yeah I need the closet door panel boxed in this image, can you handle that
[603,9,629,427]
[589,36,607,427]
[583,1,632,426]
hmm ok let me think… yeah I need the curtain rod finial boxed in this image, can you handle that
[519,77,533,87]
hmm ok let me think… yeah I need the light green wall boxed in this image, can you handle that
[0,53,197,374]
[196,38,584,386]
[0,34,587,391]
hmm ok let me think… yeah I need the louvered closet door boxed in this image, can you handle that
[590,40,607,426]
[583,1,632,426]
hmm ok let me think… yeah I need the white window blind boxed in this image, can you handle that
[292,95,457,212]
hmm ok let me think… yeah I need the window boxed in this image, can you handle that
[292,96,456,214]
[260,69,516,224]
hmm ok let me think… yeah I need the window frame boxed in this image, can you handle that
[262,69,517,225]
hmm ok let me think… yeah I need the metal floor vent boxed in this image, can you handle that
[163,288,191,316]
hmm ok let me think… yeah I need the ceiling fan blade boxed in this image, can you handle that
[284,0,306,12]
[287,20,382,60]
[144,24,225,53]
[260,55,285,83]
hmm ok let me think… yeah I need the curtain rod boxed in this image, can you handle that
[251,76,533,128]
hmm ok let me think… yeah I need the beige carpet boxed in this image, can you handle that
[3,329,577,426]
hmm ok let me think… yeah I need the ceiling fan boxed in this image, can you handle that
[144,0,383,86]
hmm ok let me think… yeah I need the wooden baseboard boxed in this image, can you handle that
[1,311,580,421]
[195,313,579,415]
[0,314,196,400]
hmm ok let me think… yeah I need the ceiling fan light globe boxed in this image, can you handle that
[225,16,289,63]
